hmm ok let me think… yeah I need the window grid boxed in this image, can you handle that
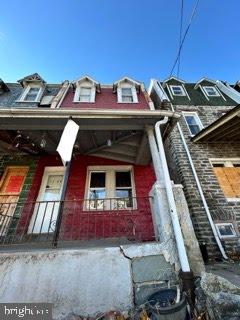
[203,86,220,97]
[79,87,92,102]
[170,85,186,96]
[121,88,133,102]
[183,113,203,136]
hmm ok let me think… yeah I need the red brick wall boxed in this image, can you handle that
[61,87,150,110]
[18,155,156,241]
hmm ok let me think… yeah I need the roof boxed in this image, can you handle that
[160,78,237,106]
[192,104,240,142]
[0,83,61,108]
[18,73,46,87]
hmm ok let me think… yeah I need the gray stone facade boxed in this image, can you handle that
[166,105,240,259]
[150,78,240,260]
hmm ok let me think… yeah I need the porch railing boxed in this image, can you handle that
[0,197,155,248]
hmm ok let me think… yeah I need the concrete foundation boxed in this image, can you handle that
[0,242,176,319]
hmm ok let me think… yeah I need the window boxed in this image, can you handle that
[211,159,240,201]
[73,83,95,103]
[215,223,237,239]
[122,88,133,102]
[203,86,220,97]
[79,87,92,102]
[85,166,135,210]
[170,85,186,96]
[19,85,42,102]
[183,112,203,136]
[117,85,138,103]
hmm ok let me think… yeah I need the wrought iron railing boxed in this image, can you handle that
[0,197,155,247]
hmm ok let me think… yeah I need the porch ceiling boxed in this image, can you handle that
[0,108,180,164]
[192,104,240,143]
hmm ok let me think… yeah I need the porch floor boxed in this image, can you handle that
[0,237,153,252]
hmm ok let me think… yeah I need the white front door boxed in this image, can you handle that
[28,167,65,234]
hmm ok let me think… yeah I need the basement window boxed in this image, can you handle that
[183,112,203,136]
[215,223,237,239]
[211,159,240,201]
[85,166,136,210]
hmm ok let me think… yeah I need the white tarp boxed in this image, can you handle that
[57,119,79,166]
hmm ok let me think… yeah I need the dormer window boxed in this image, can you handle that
[73,76,99,103]
[79,87,92,102]
[19,85,42,102]
[122,88,134,102]
[170,85,186,96]
[203,86,220,97]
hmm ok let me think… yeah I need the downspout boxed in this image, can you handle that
[174,118,228,260]
[155,117,191,272]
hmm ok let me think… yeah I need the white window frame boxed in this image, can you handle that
[18,84,43,102]
[203,86,220,97]
[210,158,240,168]
[117,85,138,103]
[170,85,186,96]
[73,82,96,103]
[84,165,137,210]
[215,222,237,239]
[182,112,203,136]
[210,158,240,202]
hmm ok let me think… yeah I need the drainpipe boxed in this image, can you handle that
[155,117,191,272]
[173,118,228,260]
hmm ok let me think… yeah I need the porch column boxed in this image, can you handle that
[146,126,164,183]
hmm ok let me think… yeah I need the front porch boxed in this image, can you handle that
[0,196,155,248]
[0,108,180,250]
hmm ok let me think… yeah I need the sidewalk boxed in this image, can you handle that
[206,261,240,287]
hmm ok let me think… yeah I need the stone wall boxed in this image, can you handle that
[165,104,240,259]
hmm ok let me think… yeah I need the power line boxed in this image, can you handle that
[177,0,184,78]
[169,0,200,78]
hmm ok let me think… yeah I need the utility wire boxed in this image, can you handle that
[169,0,200,78]
[177,0,184,78]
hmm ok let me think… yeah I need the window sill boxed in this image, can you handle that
[117,102,138,104]
[72,101,95,103]
[219,235,239,240]
[16,100,40,103]
[227,198,240,203]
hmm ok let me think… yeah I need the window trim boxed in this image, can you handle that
[182,112,203,136]
[215,222,237,239]
[210,158,240,202]
[18,84,43,103]
[117,85,138,103]
[203,86,220,97]
[73,84,96,103]
[84,165,137,210]
[169,85,186,96]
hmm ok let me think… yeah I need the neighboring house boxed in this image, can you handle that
[0,74,202,318]
[149,76,240,261]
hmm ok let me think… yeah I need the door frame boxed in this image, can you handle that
[36,166,66,202]
[0,166,29,196]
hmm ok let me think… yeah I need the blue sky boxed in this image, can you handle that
[0,0,239,86]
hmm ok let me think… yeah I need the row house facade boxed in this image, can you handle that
[0,73,202,318]
[149,76,240,261]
